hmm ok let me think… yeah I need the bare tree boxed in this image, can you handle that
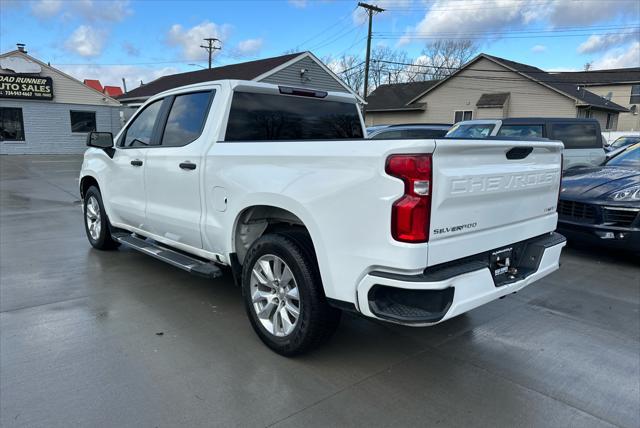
[336,54,365,96]
[420,39,478,80]
[584,61,593,71]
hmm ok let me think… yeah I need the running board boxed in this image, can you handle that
[113,233,223,279]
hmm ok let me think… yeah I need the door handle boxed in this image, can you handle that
[179,162,197,170]
[131,159,143,166]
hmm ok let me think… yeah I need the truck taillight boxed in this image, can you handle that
[385,154,432,243]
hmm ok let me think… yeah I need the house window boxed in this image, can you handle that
[454,110,473,123]
[70,111,96,133]
[0,107,25,141]
[630,84,640,104]
[605,113,614,130]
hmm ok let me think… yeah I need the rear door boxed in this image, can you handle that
[428,138,562,264]
[143,90,215,248]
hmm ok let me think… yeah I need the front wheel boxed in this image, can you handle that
[83,186,119,250]
[242,233,341,356]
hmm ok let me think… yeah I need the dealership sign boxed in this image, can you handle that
[0,74,53,100]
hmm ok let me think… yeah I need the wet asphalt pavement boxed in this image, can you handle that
[1,155,639,428]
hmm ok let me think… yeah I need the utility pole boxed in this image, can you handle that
[200,38,222,69]
[358,2,384,100]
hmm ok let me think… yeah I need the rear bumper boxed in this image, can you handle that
[356,232,566,326]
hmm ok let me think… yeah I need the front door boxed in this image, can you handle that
[107,98,165,229]
[144,90,215,249]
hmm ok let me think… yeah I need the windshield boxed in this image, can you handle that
[606,144,640,168]
[611,136,640,148]
[446,124,495,138]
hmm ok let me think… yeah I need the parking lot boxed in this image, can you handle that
[0,155,638,428]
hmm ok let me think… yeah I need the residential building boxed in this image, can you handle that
[553,68,640,131]
[117,51,363,107]
[365,54,631,131]
[1,46,122,154]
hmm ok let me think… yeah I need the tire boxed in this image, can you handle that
[241,232,341,356]
[83,186,119,250]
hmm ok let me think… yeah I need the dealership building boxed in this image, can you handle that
[0,45,122,154]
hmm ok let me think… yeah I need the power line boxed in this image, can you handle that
[375,30,639,40]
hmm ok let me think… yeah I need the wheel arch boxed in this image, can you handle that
[232,204,318,266]
[80,175,100,198]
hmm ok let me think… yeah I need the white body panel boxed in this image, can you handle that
[81,80,565,325]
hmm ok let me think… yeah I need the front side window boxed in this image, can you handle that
[122,99,163,147]
[0,107,25,141]
[497,125,543,138]
[551,123,599,149]
[161,91,213,147]
[70,111,96,133]
[454,110,472,123]
[225,92,364,141]
[630,84,640,104]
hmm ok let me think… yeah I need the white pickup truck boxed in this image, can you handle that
[80,80,566,355]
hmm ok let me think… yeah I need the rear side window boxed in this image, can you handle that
[404,129,448,138]
[497,125,543,138]
[161,91,213,147]
[551,123,600,149]
[372,129,448,139]
[225,92,364,141]
[446,124,494,138]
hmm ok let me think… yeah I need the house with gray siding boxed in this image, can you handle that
[1,46,122,154]
[366,54,630,131]
[117,51,363,107]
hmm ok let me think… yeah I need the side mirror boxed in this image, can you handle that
[86,132,114,149]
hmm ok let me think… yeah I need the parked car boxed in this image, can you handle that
[602,130,640,145]
[446,118,606,170]
[80,80,565,355]
[368,124,451,139]
[557,143,639,252]
[604,135,640,152]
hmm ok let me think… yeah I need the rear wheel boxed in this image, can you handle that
[83,186,119,250]
[242,233,341,356]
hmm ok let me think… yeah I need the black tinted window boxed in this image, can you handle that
[404,129,448,138]
[551,123,599,149]
[70,111,96,133]
[161,91,212,147]
[122,100,163,147]
[497,125,543,138]
[225,92,363,141]
[370,130,402,139]
[0,107,25,141]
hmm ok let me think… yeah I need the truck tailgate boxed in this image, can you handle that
[428,138,562,265]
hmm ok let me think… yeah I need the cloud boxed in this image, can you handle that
[235,38,264,56]
[57,63,179,91]
[400,0,639,44]
[30,0,62,19]
[167,21,231,60]
[122,41,140,57]
[592,42,640,69]
[75,0,132,22]
[65,25,106,57]
[531,44,547,53]
[288,0,307,8]
[578,30,640,54]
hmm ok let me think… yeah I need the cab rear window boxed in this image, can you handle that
[224,92,364,141]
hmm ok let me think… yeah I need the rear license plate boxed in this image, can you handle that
[490,247,513,277]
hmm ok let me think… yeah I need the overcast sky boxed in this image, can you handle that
[1,0,638,90]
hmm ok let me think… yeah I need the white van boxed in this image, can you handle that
[447,118,606,169]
